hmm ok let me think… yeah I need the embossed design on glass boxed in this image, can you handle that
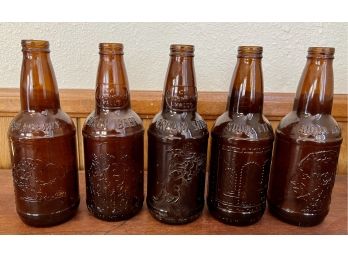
[207,46,274,226]
[8,40,79,227]
[153,143,206,204]
[147,44,208,225]
[87,153,129,215]
[267,47,342,226]
[83,43,144,221]
[290,150,338,213]
[13,158,69,201]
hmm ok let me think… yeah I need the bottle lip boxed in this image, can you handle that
[99,43,124,55]
[21,40,50,52]
[170,44,194,57]
[307,47,335,59]
[237,46,263,58]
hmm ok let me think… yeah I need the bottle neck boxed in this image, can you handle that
[20,50,60,112]
[162,55,197,113]
[95,53,130,112]
[293,57,334,115]
[227,57,263,115]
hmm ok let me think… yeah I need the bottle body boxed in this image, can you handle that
[83,43,144,221]
[8,40,79,227]
[208,113,273,225]
[83,111,144,221]
[268,112,341,226]
[267,47,342,226]
[9,112,79,227]
[146,44,208,224]
[147,112,208,224]
[207,46,274,225]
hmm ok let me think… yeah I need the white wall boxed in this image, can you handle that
[0,23,347,93]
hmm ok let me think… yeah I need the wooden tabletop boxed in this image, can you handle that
[0,169,346,235]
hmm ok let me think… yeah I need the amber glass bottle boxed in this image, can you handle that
[207,46,274,226]
[147,44,208,225]
[83,43,144,221]
[268,47,342,226]
[8,40,79,227]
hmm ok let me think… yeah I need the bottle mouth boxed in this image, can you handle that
[170,44,194,57]
[237,46,263,58]
[307,47,335,59]
[21,40,50,52]
[99,43,124,55]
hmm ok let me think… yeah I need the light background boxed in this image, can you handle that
[0,22,347,93]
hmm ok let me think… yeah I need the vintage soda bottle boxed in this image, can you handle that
[8,40,80,227]
[267,47,342,226]
[83,43,144,221]
[207,46,274,226]
[147,44,209,224]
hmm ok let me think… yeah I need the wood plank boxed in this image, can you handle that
[0,88,347,121]
[77,118,86,170]
[338,122,347,175]
[143,118,151,171]
[206,120,215,174]
[0,117,13,169]
[0,169,346,234]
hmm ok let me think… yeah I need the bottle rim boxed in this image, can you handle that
[307,47,335,59]
[21,40,50,52]
[99,43,124,55]
[170,44,194,57]
[237,46,263,58]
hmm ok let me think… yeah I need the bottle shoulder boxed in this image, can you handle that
[8,110,75,139]
[276,111,342,142]
[212,112,274,141]
[148,110,209,139]
[82,109,144,138]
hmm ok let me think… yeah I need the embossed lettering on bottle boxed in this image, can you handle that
[96,83,130,109]
[165,86,197,111]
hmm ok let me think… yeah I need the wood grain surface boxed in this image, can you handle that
[0,169,346,235]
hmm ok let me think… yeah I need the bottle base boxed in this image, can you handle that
[268,201,328,227]
[87,203,143,222]
[147,201,203,225]
[17,199,80,227]
[208,201,264,226]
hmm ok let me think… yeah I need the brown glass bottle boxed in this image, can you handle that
[8,40,79,227]
[83,43,144,221]
[267,47,342,227]
[207,46,274,226]
[147,44,208,225]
